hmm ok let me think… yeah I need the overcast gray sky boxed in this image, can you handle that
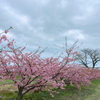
[0,0,100,67]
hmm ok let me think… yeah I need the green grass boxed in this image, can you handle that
[0,78,100,100]
[0,79,13,85]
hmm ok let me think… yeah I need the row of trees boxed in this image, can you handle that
[0,28,100,100]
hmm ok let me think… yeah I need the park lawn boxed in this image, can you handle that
[0,78,100,100]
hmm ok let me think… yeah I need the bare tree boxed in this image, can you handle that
[74,48,100,69]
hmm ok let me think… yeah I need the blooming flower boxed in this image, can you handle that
[5,30,9,34]
[1,35,7,41]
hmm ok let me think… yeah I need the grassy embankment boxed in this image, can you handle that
[0,78,100,100]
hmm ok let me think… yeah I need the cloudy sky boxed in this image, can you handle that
[0,0,100,67]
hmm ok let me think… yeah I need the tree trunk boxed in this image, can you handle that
[16,87,23,100]
[64,80,70,86]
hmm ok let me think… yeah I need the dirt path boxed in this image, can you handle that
[85,85,100,100]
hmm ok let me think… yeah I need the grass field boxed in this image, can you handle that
[0,78,100,100]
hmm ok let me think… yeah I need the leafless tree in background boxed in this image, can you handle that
[74,48,100,69]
